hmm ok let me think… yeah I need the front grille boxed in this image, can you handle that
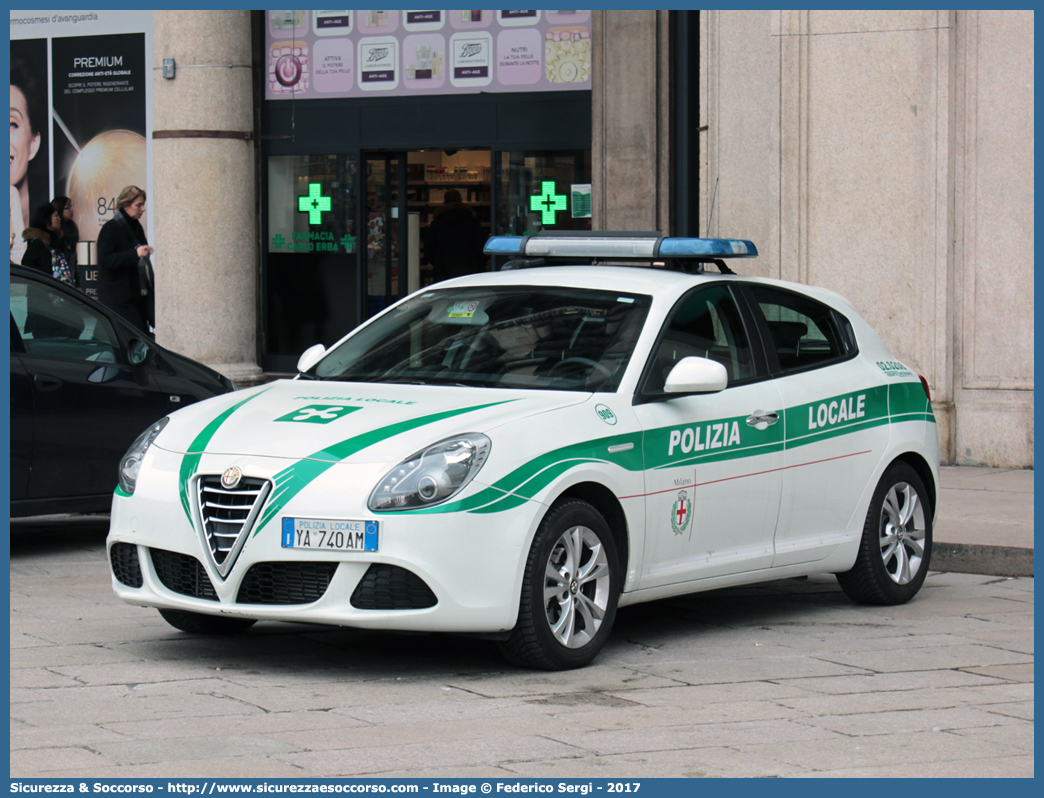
[350,564,438,610]
[197,475,270,577]
[150,548,218,600]
[236,561,338,605]
[110,542,143,588]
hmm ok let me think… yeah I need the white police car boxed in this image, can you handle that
[107,232,939,670]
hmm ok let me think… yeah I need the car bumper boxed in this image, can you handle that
[106,448,538,633]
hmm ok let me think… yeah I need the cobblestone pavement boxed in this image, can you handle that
[10,517,1033,779]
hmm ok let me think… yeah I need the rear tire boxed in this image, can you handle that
[158,608,257,635]
[498,499,620,670]
[837,462,932,605]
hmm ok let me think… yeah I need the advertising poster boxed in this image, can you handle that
[10,37,49,262]
[51,32,148,246]
[265,9,592,100]
[10,10,153,285]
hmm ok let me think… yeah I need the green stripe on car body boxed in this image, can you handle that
[166,381,932,526]
[409,431,645,515]
[253,400,516,532]
[178,388,271,523]
[490,432,645,492]
[482,433,646,505]
[889,381,936,424]
[411,382,933,516]
[644,410,786,471]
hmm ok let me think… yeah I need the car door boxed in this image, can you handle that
[633,283,785,588]
[741,283,889,567]
[11,273,173,500]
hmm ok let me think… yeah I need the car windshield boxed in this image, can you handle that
[314,285,652,391]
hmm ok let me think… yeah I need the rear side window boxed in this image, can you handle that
[748,284,855,375]
[11,276,123,364]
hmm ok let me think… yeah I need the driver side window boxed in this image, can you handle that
[11,277,123,364]
[645,285,753,393]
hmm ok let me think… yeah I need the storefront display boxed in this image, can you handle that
[260,11,594,371]
[264,9,591,99]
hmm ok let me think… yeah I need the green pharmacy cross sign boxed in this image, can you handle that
[530,181,567,225]
[298,183,332,225]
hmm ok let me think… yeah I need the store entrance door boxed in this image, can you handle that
[362,152,411,319]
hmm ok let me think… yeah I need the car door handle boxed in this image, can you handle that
[746,410,779,428]
[34,373,63,392]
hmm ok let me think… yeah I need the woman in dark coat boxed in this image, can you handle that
[96,185,154,331]
[21,203,75,286]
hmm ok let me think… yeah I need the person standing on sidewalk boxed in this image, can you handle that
[20,203,75,287]
[50,196,79,280]
[96,185,154,333]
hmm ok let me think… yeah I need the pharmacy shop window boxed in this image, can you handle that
[265,154,361,366]
[496,150,592,236]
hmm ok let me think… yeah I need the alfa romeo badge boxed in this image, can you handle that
[221,466,243,489]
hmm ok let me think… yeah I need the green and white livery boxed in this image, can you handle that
[108,233,939,670]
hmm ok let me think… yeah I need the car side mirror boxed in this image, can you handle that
[128,338,150,367]
[664,356,728,394]
[297,343,327,375]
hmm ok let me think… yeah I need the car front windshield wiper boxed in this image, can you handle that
[321,373,495,389]
[319,374,428,385]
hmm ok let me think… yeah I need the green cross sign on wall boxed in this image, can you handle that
[530,181,567,225]
[298,183,332,225]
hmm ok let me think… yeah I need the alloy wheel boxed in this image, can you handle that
[879,481,927,584]
[543,524,611,648]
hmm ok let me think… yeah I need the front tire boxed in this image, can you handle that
[158,608,257,635]
[498,499,620,670]
[837,461,932,605]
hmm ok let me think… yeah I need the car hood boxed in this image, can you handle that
[152,379,590,464]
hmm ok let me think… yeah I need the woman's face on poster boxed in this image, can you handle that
[10,83,40,189]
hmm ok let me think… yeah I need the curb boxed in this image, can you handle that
[931,543,1034,578]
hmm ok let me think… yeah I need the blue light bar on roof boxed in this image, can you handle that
[482,234,758,259]
[483,236,524,254]
[657,238,758,258]
[525,236,657,258]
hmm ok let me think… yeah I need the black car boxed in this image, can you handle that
[10,263,236,518]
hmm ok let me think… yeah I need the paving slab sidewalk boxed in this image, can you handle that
[933,466,1034,577]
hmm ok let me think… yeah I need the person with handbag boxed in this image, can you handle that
[51,196,79,277]
[20,203,76,287]
[96,185,154,333]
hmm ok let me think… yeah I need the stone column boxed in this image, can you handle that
[151,10,260,383]
[592,10,671,233]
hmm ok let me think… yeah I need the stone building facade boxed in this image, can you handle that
[149,10,1032,467]
[593,10,1033,467]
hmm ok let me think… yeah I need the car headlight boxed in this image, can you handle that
[368,434,491,512]
[118,417,169,495]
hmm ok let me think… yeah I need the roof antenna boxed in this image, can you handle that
[705,176,719,236]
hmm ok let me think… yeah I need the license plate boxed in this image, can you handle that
[281,517,379,551]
